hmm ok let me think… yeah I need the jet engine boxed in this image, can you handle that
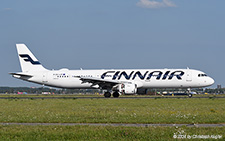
[118,83,137,94]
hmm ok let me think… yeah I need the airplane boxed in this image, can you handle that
[10,44,215,98]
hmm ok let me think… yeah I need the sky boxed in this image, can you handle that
[0,0,224,88]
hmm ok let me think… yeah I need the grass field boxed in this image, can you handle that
[0,125,224,140]
[0,97,224,140]
[0,98,224,124]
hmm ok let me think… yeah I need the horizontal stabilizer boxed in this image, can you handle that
[9,72,33,78]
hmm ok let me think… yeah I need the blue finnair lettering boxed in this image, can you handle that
[162,71,170,80]
[113,71,120,80]
[118,71,134,80]
[168,71,184,80]
[147,71,162,80]
[132,71,148,80]
[101,70,184,80]
[19,54,41,65]
[101,71,115,79]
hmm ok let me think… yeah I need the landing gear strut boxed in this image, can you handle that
[187,88,192,98]
[104,92,111,98]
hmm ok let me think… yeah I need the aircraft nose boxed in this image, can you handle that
[208,77,215,86]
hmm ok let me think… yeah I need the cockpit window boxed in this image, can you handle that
[198,74,207,77]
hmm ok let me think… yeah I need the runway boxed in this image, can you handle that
[1,123,225,127]
[0,96,225,99]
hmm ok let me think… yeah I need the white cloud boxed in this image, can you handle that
[137,0,176,9]
[3,8,12,11]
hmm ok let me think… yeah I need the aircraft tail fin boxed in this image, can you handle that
[16,44,47,72]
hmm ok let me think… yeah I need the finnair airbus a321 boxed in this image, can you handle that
[10,44,214,97]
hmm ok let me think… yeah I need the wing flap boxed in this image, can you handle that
[77,76,120,89]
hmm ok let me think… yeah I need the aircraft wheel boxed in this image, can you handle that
[104,92,111,98]
[188,94,192,98]
[113,92,120,98]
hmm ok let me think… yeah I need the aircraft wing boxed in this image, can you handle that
[77,76,121,89]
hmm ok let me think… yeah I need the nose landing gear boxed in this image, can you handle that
[187,88,193,98]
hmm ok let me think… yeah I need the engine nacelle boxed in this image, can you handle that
[118,83,137,94]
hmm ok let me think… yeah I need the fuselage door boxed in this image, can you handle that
[186,70,192,82]
[42,72,48,84]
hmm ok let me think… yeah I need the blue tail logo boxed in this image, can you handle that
[19,54,41,65]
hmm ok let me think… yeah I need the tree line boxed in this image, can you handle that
[0,87,101,94]
[0,87,224,95]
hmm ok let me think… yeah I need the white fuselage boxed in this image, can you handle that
[22,68,214,89]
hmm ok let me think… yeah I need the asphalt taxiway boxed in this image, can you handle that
[0,96,225,99]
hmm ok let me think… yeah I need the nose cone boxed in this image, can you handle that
[208,77,215,86]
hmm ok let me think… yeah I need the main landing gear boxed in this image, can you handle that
[104,91,111,98]
[113,91,120,98]
[104,91,120,98]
